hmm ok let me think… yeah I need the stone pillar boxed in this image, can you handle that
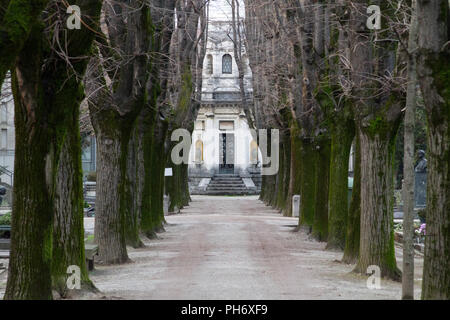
[292,195,300,217]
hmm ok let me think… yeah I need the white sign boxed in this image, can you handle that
[292,195,300,218]
[165,168,173,177]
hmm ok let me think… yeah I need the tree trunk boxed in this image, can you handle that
[348,1,404,281]
[327,119,355,249]
[5,32,53,299]
[91,112,129,264]
[5,0,102,298]
[354,129,401,281]
[416,0,450,300]
[421,103,450,299]
[342,130,361,264]
[86,0,166,263]
[166,161,191,213]
[124,124,144,248]
[148,119,168,236]
[312,138,331,241]
[275,140,288,210]
[281,134,291,213]
[51,0,103,293]
[138,0,176,237]
[166,162,181,213]
[299,139,317,229]
[180,163,191,207]
[402,0,418,300]
[52,122,93,296]
[139,108,157,237]
[285,126,302,217]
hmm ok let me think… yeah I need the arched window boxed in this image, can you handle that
[195,139,203,163]
[250,140,258,165]
[206,54,213,75]
[222,54,232,74]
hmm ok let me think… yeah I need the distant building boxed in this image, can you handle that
[188,1,262,194]
[82,135,96,174]
[0,79,15,187]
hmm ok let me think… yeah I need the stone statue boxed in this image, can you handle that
[415,150,427,173]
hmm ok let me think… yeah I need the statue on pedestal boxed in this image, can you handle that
[415,150,427,173]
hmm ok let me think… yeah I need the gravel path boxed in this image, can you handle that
[85,195,423,300]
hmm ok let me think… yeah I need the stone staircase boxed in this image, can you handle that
[205,174,258,196]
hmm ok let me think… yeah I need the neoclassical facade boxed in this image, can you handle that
[188,13,261,193]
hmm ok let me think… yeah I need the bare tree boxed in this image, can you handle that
[416,0,450,300]
[349,0,403,280]
[164,0,208,214]
[86,0,171,263]
[5,0,103,299]
[402,0,418,300]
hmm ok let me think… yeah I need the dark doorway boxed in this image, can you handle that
[219,133,235,174]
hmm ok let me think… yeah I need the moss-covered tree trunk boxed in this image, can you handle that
[299,139,317,229]
[6,0,102,296]
[166,159,181,213]
[51,0,102,294]
[86,72,137,263]
[354,128,401,280]
[416,0,450,300]
[261,175,276,205]
[312,138,331,241]
[342,131,361,264]
[275,142,286,210]
[279,133,291,213]
[90,110,130,264]
[259,174,267,202]
[166,161,191,213]
[124,124,144,248]
[286,126,302,217]
[4,28,53,300]
[138,0,176,238]
[349,1,404,281]
[402,0,418,299]
[139,108,157,237]
[86,0,167,262]
[180,163,191,206]
[52,119,92,295]
[144,118,168,237]
[327,120,355,249]
[165,134,191,213]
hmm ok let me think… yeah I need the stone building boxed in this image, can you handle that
[0,79,15,188]
[188,1,262,195]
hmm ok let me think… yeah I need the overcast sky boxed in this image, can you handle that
[208,0,245,21]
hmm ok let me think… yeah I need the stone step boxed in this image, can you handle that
[198,174,260,196]
[211,178,243,182]
[204,191,258,195]
[208,183,246,187]
[208,186,246,190]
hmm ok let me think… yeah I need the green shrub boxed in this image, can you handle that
[0,212,11,225]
